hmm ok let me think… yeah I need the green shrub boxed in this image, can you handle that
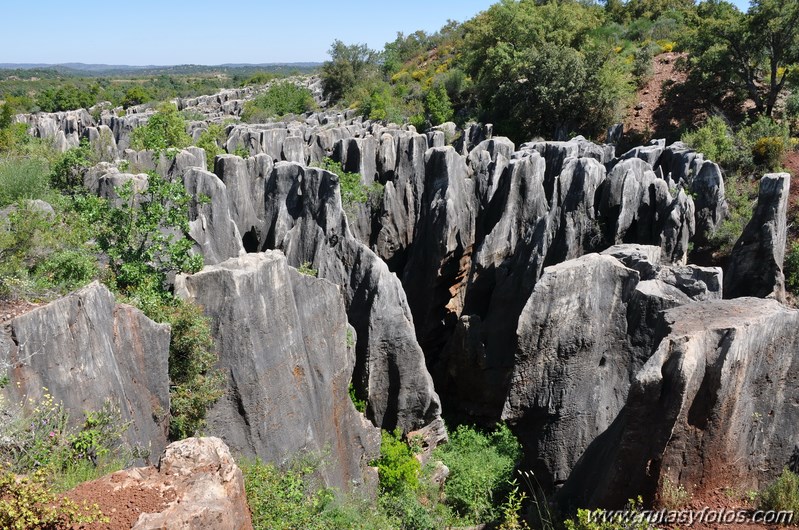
[130,103,192,153]
[243,457,400,530]
[318,158,384,213]
[348,383,366,413]
[297,261,318,277]
[425,83,454,126]
[374,428,421,495]
[632,43,656,88]
[94,170,202,294]
[157,299,224,440]
[34,249,98,291]
[785,241,799,295]
[49,140,93,193]
[759,468,799,518]
[682,116,737,167]
[195,123,226,171]
[0,391,134,491]
[0,201,97,300]
[433,423,522,525]
[241,81,316,123]
[709,176,756,255]
[752,136,786,171]
[0,157,52,207]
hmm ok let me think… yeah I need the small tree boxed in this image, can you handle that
[321,40,379,103]
[425,83,454,126]
[129,103,192,153]
[687,0,799,116]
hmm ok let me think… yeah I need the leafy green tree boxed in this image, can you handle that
[129,103,192,152]
[120,86,152,108]
[686,0,799,116]
[92,171,201,293]
[321,40,379,103]
[460,0,633,140]
[425,83,454,125]
[36,84,97,113]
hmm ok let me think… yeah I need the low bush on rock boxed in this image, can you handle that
[129,103,192,153]
[241,81,316,123]
[318,158,384,217]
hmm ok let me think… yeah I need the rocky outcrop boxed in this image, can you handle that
[724,173,789,302]
[214,154,273,252]
[261,162,442,433]
[70,437,253,529]
[0,282,170,460]
[502,255,642,490]
[561,298,799,508]
[502,247,724,495]
[691,161,726,243]
[403,147,476,355]
[175,252,380,491]
[183,167,245,265]
[373,132,428,272]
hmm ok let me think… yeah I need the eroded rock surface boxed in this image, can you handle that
[724,173,789,302]
[0,282,170,460]
[175,252,380,491]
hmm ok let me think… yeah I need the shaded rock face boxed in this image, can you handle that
[175,252,380,491]
[183,167,245,265]
[214,154,273,252]
[724,173,789,302]
[561,299,799,508]
[402,147,476,356]
[74,437,253,530]
[502,255,641,490]
[260,163,442,433]
[0,282,170,460]
[501,247,725,496]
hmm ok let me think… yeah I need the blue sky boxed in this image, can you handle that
[2,0,752,66]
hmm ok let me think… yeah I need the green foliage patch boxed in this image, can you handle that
[241,81,316,123]
[759,468,799,519]
[130,103,192,153]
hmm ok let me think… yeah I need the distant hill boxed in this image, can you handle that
[0,62,322,77]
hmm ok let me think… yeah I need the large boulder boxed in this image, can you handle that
[724,173,789,302]
[0,282,170,460]
[562,298,799,508]
[175,252,380,491]
[69,437,253,529]
[501,254,641,490]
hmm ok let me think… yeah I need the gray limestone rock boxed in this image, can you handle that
[691,161,726,244]
[0,282,170,461]
[372,132,428,272]
[724,173,789,302]
[262,162,442,433]
[175,253,380,491]
[214,154,272,252]
[183,168,244,265]
[502,254,641,491]
[402,147,476,356]
[561,298,799,508]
